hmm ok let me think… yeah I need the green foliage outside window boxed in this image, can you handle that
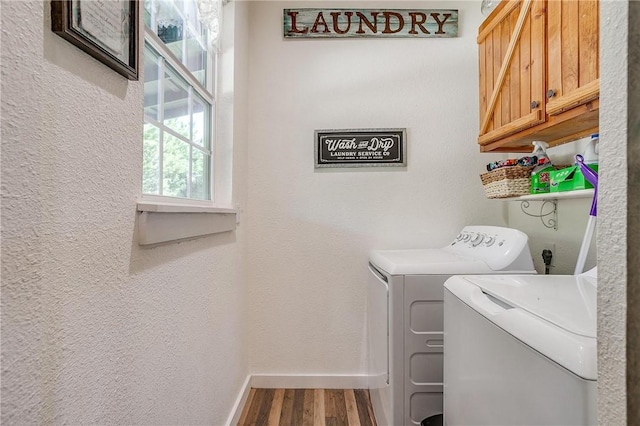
[143,117,209,200]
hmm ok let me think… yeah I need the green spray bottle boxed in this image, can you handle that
[530,141,553,194]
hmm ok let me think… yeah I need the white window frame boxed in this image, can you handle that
[138,4,236,245]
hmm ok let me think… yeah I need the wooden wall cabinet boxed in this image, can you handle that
[477,0,599,152]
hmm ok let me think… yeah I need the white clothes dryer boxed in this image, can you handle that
[367,226,536,426]
[443,269,597,425]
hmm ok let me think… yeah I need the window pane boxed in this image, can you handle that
[182,0,201,33]
[144,47,160,120]
[192,93,209,147]
[143,123,160,194]
[155,0,185,59]
[163,69,190,138]
[191,148,210,200]
[150,0,208,86]
[144,0,153,27]
[185,27,207,85]
[162,133,189,198]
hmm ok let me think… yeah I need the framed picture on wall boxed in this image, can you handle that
[51,0,139,80]
[315,128,407,168]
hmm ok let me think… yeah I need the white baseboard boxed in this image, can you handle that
[225,374,369,425]
[225,375,252,426]
[250,374,369,389]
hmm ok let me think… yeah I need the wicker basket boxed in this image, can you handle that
[480,166,534,199]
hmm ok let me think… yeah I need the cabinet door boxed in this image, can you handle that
[478,0,546,147]
[546,0,599,115]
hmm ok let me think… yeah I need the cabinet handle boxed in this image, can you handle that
[547,89,556,99]
[530,101,539,109]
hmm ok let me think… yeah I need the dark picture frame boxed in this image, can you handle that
[51,0,139,80]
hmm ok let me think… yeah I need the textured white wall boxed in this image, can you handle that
[627,2,640,421]
[0,1,249,424]
[245,1,505,375]
[599,0,629,423]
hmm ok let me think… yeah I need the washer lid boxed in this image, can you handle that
[464,274,596,338]
[369,249,493,275]
[444,273,597,380]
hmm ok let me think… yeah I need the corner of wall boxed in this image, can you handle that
[598,0,629,423]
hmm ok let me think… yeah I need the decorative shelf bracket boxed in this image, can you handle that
[520,199,558,230]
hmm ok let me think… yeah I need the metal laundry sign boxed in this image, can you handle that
[315,129,406,168]
[283,9,458,38]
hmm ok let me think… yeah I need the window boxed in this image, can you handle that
[142,0,215,202]
[137,0,234,245]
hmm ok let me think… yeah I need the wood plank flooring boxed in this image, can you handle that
[238,389,377,426]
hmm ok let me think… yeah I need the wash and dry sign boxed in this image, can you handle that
[284,9,458,38]
[315,129,406,168]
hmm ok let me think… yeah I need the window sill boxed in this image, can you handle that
[137,201,237,246]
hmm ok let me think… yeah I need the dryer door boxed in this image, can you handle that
[367,263,392,426]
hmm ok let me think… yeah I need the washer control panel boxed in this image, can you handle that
[446,226,535,272]
[453,230,503,249]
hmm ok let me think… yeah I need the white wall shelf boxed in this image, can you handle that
[504,188,595,202]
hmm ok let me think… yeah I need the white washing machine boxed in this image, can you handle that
[443,269,597,425]
[367,226,536,426]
